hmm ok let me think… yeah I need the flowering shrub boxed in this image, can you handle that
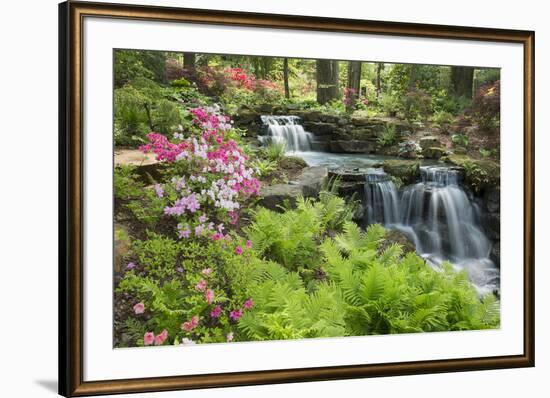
[467,80,500,132]
[140,105,261,237]
[117,232,258,346]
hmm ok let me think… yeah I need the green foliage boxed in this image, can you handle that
[432,110,455,134]
[462,161,490,194]
[479,147,496,159]
[131,232,181,279]
[239,223,499,340]
[114,165,144,201]
[250,158,278,177]
[245,205,322,270]
[401,89,432,124]
[451,134,469,148]
[377,124,397,147]
[125,188,168,228]
[262,141,286,162]
[152,99,181,134]
[379,94,401,116]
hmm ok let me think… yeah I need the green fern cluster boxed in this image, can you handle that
[238,221,500,341]
[245,190,358,271]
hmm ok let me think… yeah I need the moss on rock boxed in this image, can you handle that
[443,154,500,193]
[381,159,421,185]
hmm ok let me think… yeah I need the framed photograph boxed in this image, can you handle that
[59,1,535,396]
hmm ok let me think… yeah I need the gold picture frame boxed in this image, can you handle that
[59,1,535,396]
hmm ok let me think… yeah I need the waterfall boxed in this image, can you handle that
[364,165,499,295]
[260,115,313,152]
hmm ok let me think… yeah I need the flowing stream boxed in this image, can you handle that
[259,116,500,295]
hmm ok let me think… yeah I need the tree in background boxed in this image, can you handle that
[183,52,196,69]
[316,59,340,105]
[283,58,290,99]
[375,63,383,99]
[451,66,475,99]
[345,61,362,111]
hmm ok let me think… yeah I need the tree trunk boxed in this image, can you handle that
[316,59,340,105]
[183,52,196,69]
[408,64,418,91]
[283,58,290,99]
[376,63,383,99]
[451,66,475,98]
[346,61,362,111]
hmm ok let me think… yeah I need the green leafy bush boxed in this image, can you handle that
[262,141,286,163]
[401,89,432,125]
[377,124,397,147]
[451,134,469,148]
[432,110,455,134]
[114,165,144,201]
[379,94,401,116]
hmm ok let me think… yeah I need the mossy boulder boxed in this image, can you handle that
[379,229,417,255]
[279,156,308,170]
[381,159,421,185]
[419,135,441,149]
[422,147,446,159]
[442,154,500,194]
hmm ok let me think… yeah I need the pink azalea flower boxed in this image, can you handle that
[195,279,207,292]
[202,268,212,276]
[126,262,137,270]
[133,302,145,314]
[205,289,215,304]
[243,298,253,310]
[211,232,223,241]
[246,240,252,249]
[235,246,243,255]
[181,315,199,332]
[229,309,243,321]
[143,332,155,346]
[154,329,168,346]
[210,305,222,318]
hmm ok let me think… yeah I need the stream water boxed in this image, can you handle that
[259,116,500,295]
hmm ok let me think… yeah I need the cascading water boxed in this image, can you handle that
[260,115,314,152]
[364,166,499,295]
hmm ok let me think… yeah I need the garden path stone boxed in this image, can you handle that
[115,149,163,182]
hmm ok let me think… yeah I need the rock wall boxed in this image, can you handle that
[232,105,410,155]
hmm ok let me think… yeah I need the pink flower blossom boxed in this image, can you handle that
[226,332,234,342]
[210,305,222,318]
[154,329,168,346]
[126,262,137,270]
[202,268,212,276]
[235,246,243,255]
[181,315,199,332]
[229,309,243,321]
[243,298,253,310]
[246,240,252,249]
[133,302,145,314]
[205,289,215,304]
[143,332,155,346]
[195,279,207,292]
[211,232,223,241]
